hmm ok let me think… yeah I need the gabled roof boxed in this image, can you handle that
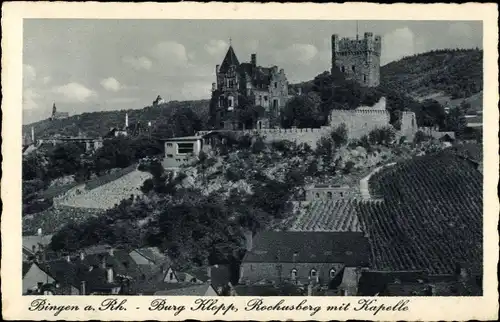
[357,270,429,296]
[154,283,214,296]
[243,231,370,266]
[131,247,170,266]
[219,46,240,73]
[182,264,231,290]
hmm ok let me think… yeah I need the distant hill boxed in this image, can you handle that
[24,100,210,139]
[380,48,483,104]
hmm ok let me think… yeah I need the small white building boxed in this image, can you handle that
[161,135,204,169]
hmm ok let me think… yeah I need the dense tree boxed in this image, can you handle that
[281,96,323,128]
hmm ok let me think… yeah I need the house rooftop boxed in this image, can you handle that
[160,135,204,142]
[243,231,370,266]
[154,283,214,296]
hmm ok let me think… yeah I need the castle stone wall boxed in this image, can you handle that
[400,111,418,141]
[242,127,330,148]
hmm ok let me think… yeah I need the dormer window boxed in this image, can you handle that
[310,268,317,278]
[329,268,336,278]
[291,268,298,280]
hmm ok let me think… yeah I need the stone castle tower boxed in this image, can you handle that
[331,32,382,87]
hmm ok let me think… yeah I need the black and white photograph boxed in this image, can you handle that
[17,17,488,299]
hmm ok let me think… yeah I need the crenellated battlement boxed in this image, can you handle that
[331,32,382,87]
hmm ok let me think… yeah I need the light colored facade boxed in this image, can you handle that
[162,136,204,169]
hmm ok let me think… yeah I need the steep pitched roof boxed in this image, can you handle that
[357,270,429,296]
[219,46,240,73]
[154,284,214,296]
[183,265,231,290]
[243,231,370,266]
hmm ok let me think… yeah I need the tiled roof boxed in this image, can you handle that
[183,265,231,289]
[133,247,169,265]
[154,283,213,296]
[290,199,362,232]
[234,284,304,296]
[23,262,33,277]
[357,270,429,296]
[219,46,240,73]
[243,231,370,266]
[23,235,53,252]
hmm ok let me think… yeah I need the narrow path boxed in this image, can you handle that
[359,162,396,200]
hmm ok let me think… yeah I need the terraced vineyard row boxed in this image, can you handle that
[290,199,362,232]
[361,151,482,275]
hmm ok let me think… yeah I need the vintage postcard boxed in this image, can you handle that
[2,2,499,321]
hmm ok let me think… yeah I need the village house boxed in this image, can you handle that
[133,264,232,295]
[154,284,218,296]
[304,184,353,201]
[22,234,53,262]
[161,134,212,169]
[239,231,370,294]
[22,262,56,294]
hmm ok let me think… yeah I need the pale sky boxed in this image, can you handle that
[23,20,482,124]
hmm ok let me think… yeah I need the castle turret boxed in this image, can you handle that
[251,54,257,67]
[331,32,381,87]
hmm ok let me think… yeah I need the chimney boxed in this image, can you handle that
[125,113,129,128]
[307,283,313,296]
[106,266,114,284]
[251,54,257,67]
[459,267,469,282]
[212,82,216,92]
[31,127,35,142]
[207,266,212,282]
[66,255,71,263]
[80,281,86,295]
[80,252,85,261]
[243,230,253,251]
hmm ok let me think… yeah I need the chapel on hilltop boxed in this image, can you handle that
[50,103,69,120]
[211,43,290,130]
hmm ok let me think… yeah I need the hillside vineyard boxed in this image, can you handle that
[364,152,482,274]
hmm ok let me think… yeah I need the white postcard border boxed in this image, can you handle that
[2,2,499,321]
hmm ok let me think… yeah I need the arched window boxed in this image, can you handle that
[291,268,298,281]
[341,66,345,73]
[329,268,336,278]
[352,65,356,72]
[315,192,320,199]
[310,268,317,278]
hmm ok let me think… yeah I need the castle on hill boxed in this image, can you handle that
[211,44,290,130]
[50,103,69,120]
[331,32,382,87]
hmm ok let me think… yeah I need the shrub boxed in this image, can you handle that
[413,130,430,144]
[343,161,355,174]
[330,123,348,147]
[251,137,266,154]
[368,127,396,146]
[140,178,154,194]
